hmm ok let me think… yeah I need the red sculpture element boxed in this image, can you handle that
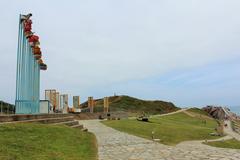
[29,35,39,42]
[24,19,32,32]
[21,13,47,71]
[28,35,40,47]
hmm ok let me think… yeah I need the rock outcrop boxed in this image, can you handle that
[202,106,228,120]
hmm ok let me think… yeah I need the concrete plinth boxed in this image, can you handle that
[104,97,109,113]
[88,97,94,113]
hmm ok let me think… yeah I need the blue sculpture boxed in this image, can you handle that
[15,14,47,114]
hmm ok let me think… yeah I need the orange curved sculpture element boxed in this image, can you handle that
[33,46,41,54]
[34,54,42,60]
[37,59,43,64]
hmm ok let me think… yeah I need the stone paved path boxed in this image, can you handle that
[224,120,240,141]
[152,108,189,118]
[81,120,240,160]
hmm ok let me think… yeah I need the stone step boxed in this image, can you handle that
[37,117,75,124]
[0,116,74,124]
[0,115,89,132]
[81,127,88,132]
[234,126,240,130]
[235,129,240,133]
[234,123,240,128]
[0,114,73,123]
[53,120,79,127]
[71,124,84,129]
[233,124,240,130]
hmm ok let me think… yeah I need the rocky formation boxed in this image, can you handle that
[202,106,228,120]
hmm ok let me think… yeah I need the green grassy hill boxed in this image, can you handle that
[81,95,179,114]
[0,123,97,160]
[204,138,240,149]
[103,109,222,145]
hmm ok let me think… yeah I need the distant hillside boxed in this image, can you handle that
[0,100,15,114]
[81,95,179,114]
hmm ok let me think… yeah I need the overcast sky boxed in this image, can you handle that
[0,0,240,107]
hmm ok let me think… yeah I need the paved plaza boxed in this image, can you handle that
[81,120,240,160]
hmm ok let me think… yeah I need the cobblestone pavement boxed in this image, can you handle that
[81,120,240,160]
[224,120,240,141]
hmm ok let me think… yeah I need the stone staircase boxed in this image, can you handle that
[0,114,88,131]
[232,120,240,134]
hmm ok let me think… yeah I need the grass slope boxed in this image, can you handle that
[82,95,179,114]
[204,139,240,149]
[187,107,209,116]
[0,123,97,160]
[102,111,221,145]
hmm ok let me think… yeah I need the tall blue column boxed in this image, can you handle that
[15,14,41,114]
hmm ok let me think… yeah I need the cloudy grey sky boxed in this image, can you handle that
[0,0,240,107]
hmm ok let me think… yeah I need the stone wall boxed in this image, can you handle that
[0,114,70,123]
[74,111,129,120]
